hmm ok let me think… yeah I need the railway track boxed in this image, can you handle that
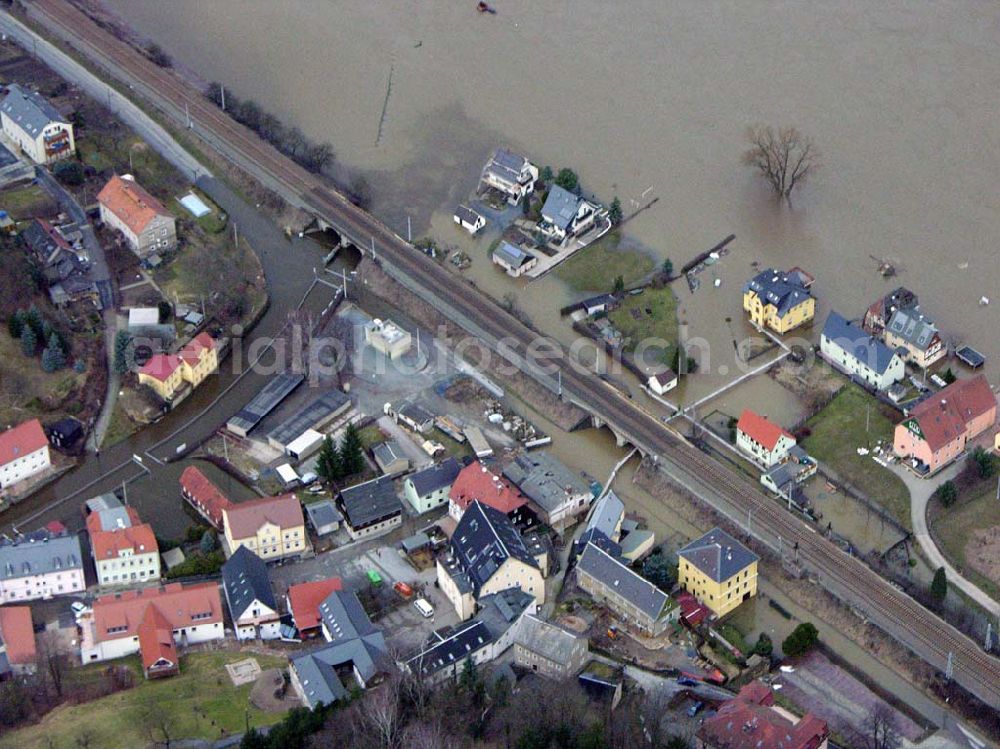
[29,0,1000,709]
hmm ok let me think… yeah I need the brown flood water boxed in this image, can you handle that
[96,0,993,723]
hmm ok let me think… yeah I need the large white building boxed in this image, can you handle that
[0,419,51,491]
[85,497,160,588]
[364,318,412,360]
[0,531,85,604]
[0,84,75,164]
[222,547,281,641]
[79,583,224,677]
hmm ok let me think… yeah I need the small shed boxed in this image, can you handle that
[304,500,342,536]
[275,463,300,488]
[161,547,186,571]
[372,441,410,476]
[400,531,431,556]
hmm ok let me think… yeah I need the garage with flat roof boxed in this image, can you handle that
[227,373,305,437]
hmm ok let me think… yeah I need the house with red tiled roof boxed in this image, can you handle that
[448,461,531,525]
[697,680,829,749]
[85,501,160,588]
[286,577,343,638]
[0,606,36,676]
[97,174,176,259]
[736,409,797,468]
[0,418,51,491]
[894,374,997,476]
[222,494,308,562]
[138,334,219,403]
[80,582,224,674]
[180,465,234,531]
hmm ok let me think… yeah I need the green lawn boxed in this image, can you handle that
[606,285,678,361]
[554,231,655,292]
[0,184,58,220]
[0,652,290,749]
[429,427,473,460]
[801,384,912,529]
[357,423,386,450]
[930,478,1000,602]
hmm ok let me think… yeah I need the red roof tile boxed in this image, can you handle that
[178,332,215,365]
[698,681,828,749]
[138,353,182,383]
[136,604,177,673]
[0,419,48,467]
[904,374,997,452]
[287,578,343,633]
[92,582,222,645]
[180,466,233,530]
[86,507,158,560]
[0,606,36,665]
[223,493,303,539]
[737,409,794,452]
[450,462,527,515]
[97,175,171,235]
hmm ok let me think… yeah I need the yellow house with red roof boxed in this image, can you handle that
[137,334,218,402]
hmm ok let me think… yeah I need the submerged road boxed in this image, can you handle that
[18,0,1000,710]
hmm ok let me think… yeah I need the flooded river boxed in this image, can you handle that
[105,0,1000,393]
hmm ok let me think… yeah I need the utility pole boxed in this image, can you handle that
[341,268,347,297]
[986,621,993,652]
[746,507,752,535]
[865,403,870,434]
[407,216,412,243]
[945,651,954,680]
[557,369,562,397]
[233,222,238,247]
[220,83,226,111]
[122,480,128,507]
[370,236,376,259]
[185,102,192,129]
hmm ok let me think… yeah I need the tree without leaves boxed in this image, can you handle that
[852,704,902,749]
[36,631,69,699]
[743,125,819,199]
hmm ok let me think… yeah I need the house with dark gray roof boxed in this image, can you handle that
[289,589,387,709]
[678,527,759,618]
[479,148,538,205]
[371,440,409,476]
[337,475,402,540]
[304,500,342,536]
[0,84,75,164]
[266,390,351,452]
[538,185,598,245]
[502,451,593,527]
[883,308,946,368]
[575,542,677,637]
[511,613,588,680]
[820,311,905,391]
[453,204,486,235]
[221,546,280,641]
[492,240,538,277]
[403,457,461,514]
[0,531,85,604]
[438,500,545,620]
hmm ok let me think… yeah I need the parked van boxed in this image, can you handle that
[413,598,434,618]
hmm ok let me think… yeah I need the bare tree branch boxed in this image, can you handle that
[743,125,819,199]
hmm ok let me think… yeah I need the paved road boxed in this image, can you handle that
[891,462,1000,618]
[16,0,1000,710]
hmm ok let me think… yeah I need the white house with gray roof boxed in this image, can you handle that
[502,451,593,527]
[453,204,486,235]
[820,311,905,391]
[0,84,75,164]
[0,531,84,604]
[479,148,538,205]
[538,185,598,246]
[492,240,538,277]
[575,542,677,637]
[402,457,461,514]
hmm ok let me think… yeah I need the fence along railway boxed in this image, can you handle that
[25,0,1000,710]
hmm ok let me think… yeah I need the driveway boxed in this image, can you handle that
[889,462,1000,618]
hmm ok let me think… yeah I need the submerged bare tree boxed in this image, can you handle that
[743,125,819,199]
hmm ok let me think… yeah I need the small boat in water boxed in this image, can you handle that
[478,2,497,14]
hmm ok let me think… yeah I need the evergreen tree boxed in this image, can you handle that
[662,258,674,277]
[24,305,43,338]
[934,480,957,508]
[315,435,343,485]
[338,423,365,476]
[200,530,217,554]
[7,311,23,339]
[781,622,819,657]
[931,566,948,603]
[20,324,37,357]
[612,275,625,294]
[608,197,623,226]
[41,333,66,372]
[539,165,554,184]
[114,331,134,374]
[753,632,774,657]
